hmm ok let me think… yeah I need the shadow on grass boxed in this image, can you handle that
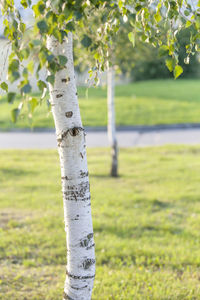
[94,223,184,239]
[91,173,122,179]
[1,168,36,178]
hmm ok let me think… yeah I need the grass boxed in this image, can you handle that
[1,79,200,130]
[1,146,200,299]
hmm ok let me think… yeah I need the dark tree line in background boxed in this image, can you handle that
[131,27,200,81]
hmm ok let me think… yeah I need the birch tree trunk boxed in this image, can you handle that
[47,33,95,300]
[107,66,118,177]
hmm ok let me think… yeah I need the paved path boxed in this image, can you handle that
[1,127,200,148]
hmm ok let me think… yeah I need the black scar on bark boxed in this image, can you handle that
[57,127,84,146]
[64,182,90,201]
[66,271,95,280]
[80,233,93,248]
[56,94,63,98]
[61,176,69,180]
[86,243,95,250]
[82,258,95,270]
[65,111,73,118]
[69,127,80,136]
[70,285,88,291]
[80,170,88,178]
[63,292,75,300]
[62,77,70,83]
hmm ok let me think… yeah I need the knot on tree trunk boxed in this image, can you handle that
[57,127,85,146]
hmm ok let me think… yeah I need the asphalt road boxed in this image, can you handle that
[1,128,200,148]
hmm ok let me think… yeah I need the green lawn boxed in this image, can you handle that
[1,79,200,130]
[1,146,200,299]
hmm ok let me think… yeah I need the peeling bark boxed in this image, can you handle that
[107,67,118,177]
[47,33,95,300]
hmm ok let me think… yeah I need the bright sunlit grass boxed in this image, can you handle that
[1,79,200,130]
[1,146,200,299]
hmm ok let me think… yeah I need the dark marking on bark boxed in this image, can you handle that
[80,152,83,159]
[76,92,78,96]
[82,258,95,270]
[63,182,90,201]
[65,111,73,118]
[71,214,80,221]
[50,89,64,93]
[62,77,70,83]
[70,285,88,290]
[56,94,63,98]
[69,127,79,136]
[57,131,68,146]
[66,271,95,280]
[80,171,88,178]
[61,173,88,181]
[63,292,75,300]
[86,243,95,250]
[57,127,84,146]
[71,217,79,221]
[61,176,69,180]
[72,191,77,201]
[80,233,93,248]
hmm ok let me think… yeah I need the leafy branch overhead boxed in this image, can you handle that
[0,0,200,120]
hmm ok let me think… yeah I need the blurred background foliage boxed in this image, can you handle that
[74,25,200,82]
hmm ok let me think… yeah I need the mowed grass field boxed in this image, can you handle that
[1,146,200,299]
[1,79,200,130]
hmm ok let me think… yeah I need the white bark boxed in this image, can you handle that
[47,33,95,300]
[107,67,118,177]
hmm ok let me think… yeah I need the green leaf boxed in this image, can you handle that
[0,82,8,92]
[21,83,32,94]
[52,28,62,43]
[20,0,28,8]
[19,22,26,33]
[37,80,47,92]
[37,20,48,34]
[118,0,123,9]
[9,59,19,71]
[81,35,92,48]
[9,71,20,83]
[38,51,47,67]
[7,92,16,103]
[11,102,23,123]
[154,12,162,23]
[29,97,38,113]
[158,45,169,57]
[20,48,30,60]
[128,32,135,47]
[165,58,174,72]
[184,10,190,16]
[46,75,55,85]
[58,55,68,66]
[11,108,20,123]
[186,20,192,28]
[174,65,183,79]
[33,1,46,16]
[27,61,34,74]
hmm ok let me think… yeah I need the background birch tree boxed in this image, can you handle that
[1,0,200,299]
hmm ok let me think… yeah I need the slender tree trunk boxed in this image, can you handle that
[107,66,118,177]
[47,33,95,300]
